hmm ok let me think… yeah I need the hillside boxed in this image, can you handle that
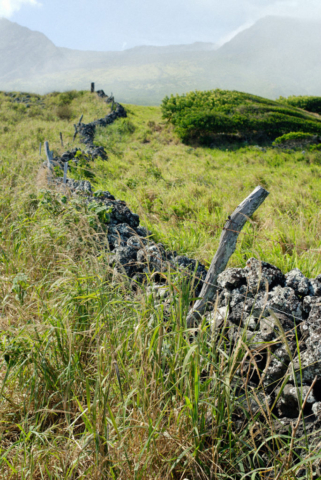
[1,90,321,477]
[0,18,63,81]
[2,17,321,103]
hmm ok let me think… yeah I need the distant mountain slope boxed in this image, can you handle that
[0,18,63,81]
[1,16,321,104]
[208,16,321,94]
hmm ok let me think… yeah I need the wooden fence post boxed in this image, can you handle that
[73,125,78,142]
[44,141,53,170]
[60,132,64,147]
[63,162,68,184]
[186,186,270,328]
[91,83,95,93]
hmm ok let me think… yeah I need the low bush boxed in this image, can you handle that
[56,104,73,121]
[273,131,316,145]
[310,143,321,152]
[162,89,321,143]
[279,95,321,115]
[58,90,83,106]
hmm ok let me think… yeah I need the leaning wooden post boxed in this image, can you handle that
[60,132,64,147]
[63,162,68,184]
[91,82,95,93]
[186,186,270,328]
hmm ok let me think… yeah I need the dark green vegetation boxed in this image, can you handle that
[1,90,321,478]
[280,95,321,115]
[273,132,315,145]
[161,89,321,144]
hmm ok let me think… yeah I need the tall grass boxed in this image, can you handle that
[0,92,320,478]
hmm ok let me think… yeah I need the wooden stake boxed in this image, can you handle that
[73,124,78,142]
[91,82,95,93]
[63,162,68,184]
[60,132,64,147]
[44,141,53,170]
[186,186,270,328]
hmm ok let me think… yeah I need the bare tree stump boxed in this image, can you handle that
[186,186,270,328]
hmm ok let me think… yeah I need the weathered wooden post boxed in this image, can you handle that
[63,162,68,184]
[60,132,64,147]
[44,141,53,170]
[44,141,54,184]
[91,83,95,93]
[186,186,270,328]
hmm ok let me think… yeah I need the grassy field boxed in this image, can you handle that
[93,102,321,278]
[0,91,321,479]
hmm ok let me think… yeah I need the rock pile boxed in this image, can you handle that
[64,185,208,295]
[78,102,126,151]
[209,260,321,455]
[54,99,127,168]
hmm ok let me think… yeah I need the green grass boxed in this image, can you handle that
[0,91,320,478]
[91,102,321,278]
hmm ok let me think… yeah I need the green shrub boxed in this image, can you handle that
[114,118,135,135]
[56,104,73,121]
[162,89,321,143]
[279,95,321,115]
[58,90,82,106]
[310,143,321,152]
[273,132,315,145]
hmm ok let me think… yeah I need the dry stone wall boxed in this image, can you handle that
[48,91,321,475]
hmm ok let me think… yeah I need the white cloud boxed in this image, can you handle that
[0,0,40,17]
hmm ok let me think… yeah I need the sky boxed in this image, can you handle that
[1,0,321,51]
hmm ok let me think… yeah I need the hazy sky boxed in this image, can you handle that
[1,0,321,50]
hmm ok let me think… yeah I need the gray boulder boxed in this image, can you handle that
[277,384,316,417]
[304,296,321,331]
[285,268,310,296]
[264,344,293,390]
[267,286,302,322]
[309,275,321,296]
[108,245,139,277]
[245,257,285,292]
[291,331,321,385]
[217,268,246,290]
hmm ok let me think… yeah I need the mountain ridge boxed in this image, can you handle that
[1,16,321,104]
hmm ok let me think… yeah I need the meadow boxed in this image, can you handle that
[0,90,320,479]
